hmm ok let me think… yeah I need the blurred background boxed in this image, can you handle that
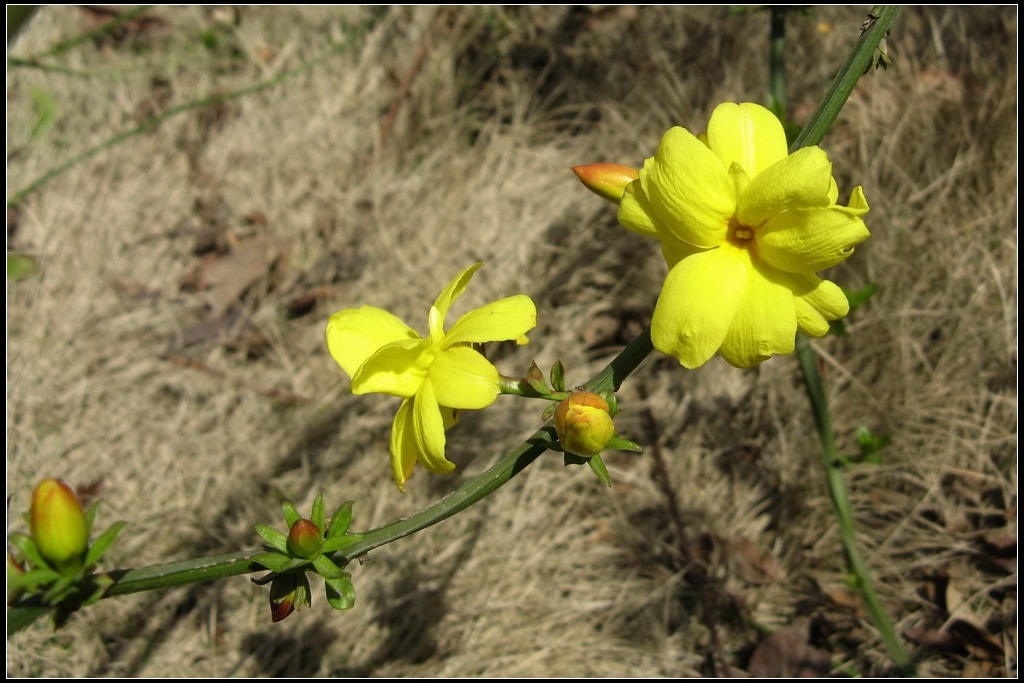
[7,6,1016,676]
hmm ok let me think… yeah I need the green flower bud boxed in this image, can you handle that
[286,519,322,559]
[554,391,616,457]
[269,572,311,623]
[29,478,89,571]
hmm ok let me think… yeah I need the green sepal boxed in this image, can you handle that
[542,402,559,421]
[322,533,362,555]
[9,533,50,570]
[281,501,301,528]
[255,524,288,553]
[326,501,355,538]
[310,493,326,532]
[252,552,309,573]
[587,453,613,487]
[84,502,100,534]
[7,566,61,592]
[84,521,127,568]
[525,361,549,395]
[313,554,345,580]
[41,575,75,605]
[597,390,619,416]
[324,574,356,611]
[605,435,642,453]
[550,360,566,393]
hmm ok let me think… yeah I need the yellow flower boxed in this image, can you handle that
[617,102,870,369]
[554,392,615,457]
[29,478,89,571]
[326,263,537,490]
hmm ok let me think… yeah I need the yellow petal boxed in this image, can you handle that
[793,275,849,337]
[430,263,483,340]
[651,245,749,369]
[616,179,658,238]
[326,306,419,380]
[413,380,456,475]
[390,398,420,491]
[737,146,833,227]
[429,346,500,409]
[757,205,870,273]
[718,260,797,367]
[706,102,789,179]
[642,126,734,248]
[659,233,703,268]
[444,295,537,347]
[351,338,432,397]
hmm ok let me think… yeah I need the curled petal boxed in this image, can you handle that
[390,398,419,491]
[444,295,537,347]
[351,338,432,397]
[793,276,850,337]
[617,179,659,238]
[757,205,870,273]
[738,146,833,227]
[431,262,483,335]
[706,102,789,179]
[413,381,456,475]
[642,126,734,248]
[429,346,500,410]
[326,306,418,379]
[718,261,797,367]
[651,245,749,369]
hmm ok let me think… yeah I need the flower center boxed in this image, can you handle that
[726,217,756,249]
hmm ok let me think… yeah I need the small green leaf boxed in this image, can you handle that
[30,87,58,140]
[84,502,100,533]
[326,501,355,538]
[598,390,618,417]
[252,552,293,573]
[321,533,362,555]
[41,575,75,604]
[6,606,54,636]
[605,436,642,453]
[83,521,127,568]
[550,360,566,393]
[855,425,891,460]
[310,494,326,532]
[525,361,548,394]
[9,533,49,570]
[7,567,61,592]
[281,501,301,528]
[324,574,356,610]
[255,524,288,553]
[312,554,345,580]
[7,253,40,280]
[587,454,613,487]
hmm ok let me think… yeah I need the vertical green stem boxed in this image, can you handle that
[787,6,913,675]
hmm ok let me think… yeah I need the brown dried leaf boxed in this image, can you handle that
[183,236,285,315]
[726,536,784,585]
[748,628,832,678]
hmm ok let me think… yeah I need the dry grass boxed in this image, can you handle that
[6,6,1016,677]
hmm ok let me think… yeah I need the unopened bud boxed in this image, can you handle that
[554,391,615,457]
[287,519,323,559]
[29,479,89,571]
[571,163,639,204]
[269,572,311,622]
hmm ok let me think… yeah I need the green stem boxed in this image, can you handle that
[788,6,913,675]
[791,6,900,150]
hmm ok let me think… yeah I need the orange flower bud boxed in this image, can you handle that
[554,392,615,457]
[286,519,322,559]
[571,163,639,204]
[29,478,89,570]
